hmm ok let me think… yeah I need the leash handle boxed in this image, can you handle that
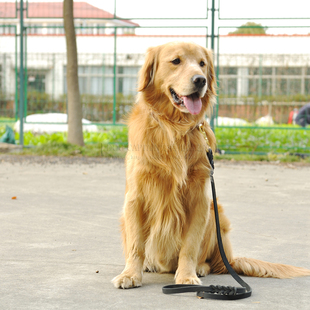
[162,283,249,300]
[162,148,252,300]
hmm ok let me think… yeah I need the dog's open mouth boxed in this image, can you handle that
[170,88,202,115]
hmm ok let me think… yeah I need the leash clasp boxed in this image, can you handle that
[198,123,211,149]
[198,123,214,170]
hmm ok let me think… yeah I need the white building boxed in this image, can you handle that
[1,1,310,121]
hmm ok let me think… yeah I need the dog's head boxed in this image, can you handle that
[138,42,216,118]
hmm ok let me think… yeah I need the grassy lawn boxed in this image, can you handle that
[1,123,309,163]
[215,126,310,155]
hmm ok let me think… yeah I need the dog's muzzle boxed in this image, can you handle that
[192,75,207,90]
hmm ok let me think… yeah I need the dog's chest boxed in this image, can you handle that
[172,132,210,181]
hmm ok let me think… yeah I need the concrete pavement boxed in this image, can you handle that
[0,155,309,309]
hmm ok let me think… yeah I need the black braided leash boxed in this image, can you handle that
[162,126,252,300]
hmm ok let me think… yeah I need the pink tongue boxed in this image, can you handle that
[182,94,202,115]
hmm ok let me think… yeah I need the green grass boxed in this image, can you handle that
[0,125,129,146]
[215,126,310,155]
[0,118,16,129]
[0,125,128,158]
[17,144,310,163]
[1,124,309,162]
[20,142,127,158]
[0,117,15,122]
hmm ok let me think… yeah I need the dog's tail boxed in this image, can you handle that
[230,257,310,279]
[208,202,310,279]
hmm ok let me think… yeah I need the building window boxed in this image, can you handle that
[64,65,139,96]
[248,68,273,97]
[46,24,64,35]
[117,66,139,95]
[26,24,43,35]
[0,25,14,35]
[218,67,237,96]
[94,24,106,35]
[122,28,135,35]
[276,67,302,75]
[275,67,302,95]
[27,71,46,93]
[305,79,310,95]
[0,64,2,91]
[219,64,307,97]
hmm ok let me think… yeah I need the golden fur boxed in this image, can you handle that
[112,42,310,289]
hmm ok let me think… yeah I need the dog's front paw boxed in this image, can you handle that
[196,262,211,277]
[175,273,202,285]
[112,272,142,289]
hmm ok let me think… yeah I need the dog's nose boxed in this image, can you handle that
[192,75,206,89]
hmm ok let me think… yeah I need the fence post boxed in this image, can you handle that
[24,26,27,117]
[210,0,216,132]
[19,0,25,146]
[15,27,18,121]
[258,54,263,99]
[113,27,117,125]
[112,0,117,125]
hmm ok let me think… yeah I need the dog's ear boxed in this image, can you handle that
[204,48,216,97]
[138,46,159,92]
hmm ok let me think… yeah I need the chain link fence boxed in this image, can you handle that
[0,0,309,153]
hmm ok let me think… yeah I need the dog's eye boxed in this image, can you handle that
[171,58,181,65]
[200,61,205,67]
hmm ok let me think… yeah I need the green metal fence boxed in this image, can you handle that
[0,0,309,154]
[214,0,310,154]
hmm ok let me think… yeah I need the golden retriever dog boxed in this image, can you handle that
[112,42,310,289]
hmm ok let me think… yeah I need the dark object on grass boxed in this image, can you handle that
[0,125,15,144]
[295,103,310,127]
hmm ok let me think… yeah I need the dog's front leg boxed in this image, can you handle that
[175,178,210,285]
[112,193,145,289]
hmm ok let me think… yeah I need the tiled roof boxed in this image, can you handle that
[0,2,138,26]
[28,2,114,18]
[0,2,16,18]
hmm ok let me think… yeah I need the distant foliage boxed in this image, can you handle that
[229,22,267,35]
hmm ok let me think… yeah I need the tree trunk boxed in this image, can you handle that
[63,0,84,146]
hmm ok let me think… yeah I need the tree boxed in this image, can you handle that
[63,0,84,146]
[229,22,267,35]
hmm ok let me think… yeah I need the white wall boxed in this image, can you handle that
[218,35,310,55]
[1,34,310,99]
[2,34,310,55]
